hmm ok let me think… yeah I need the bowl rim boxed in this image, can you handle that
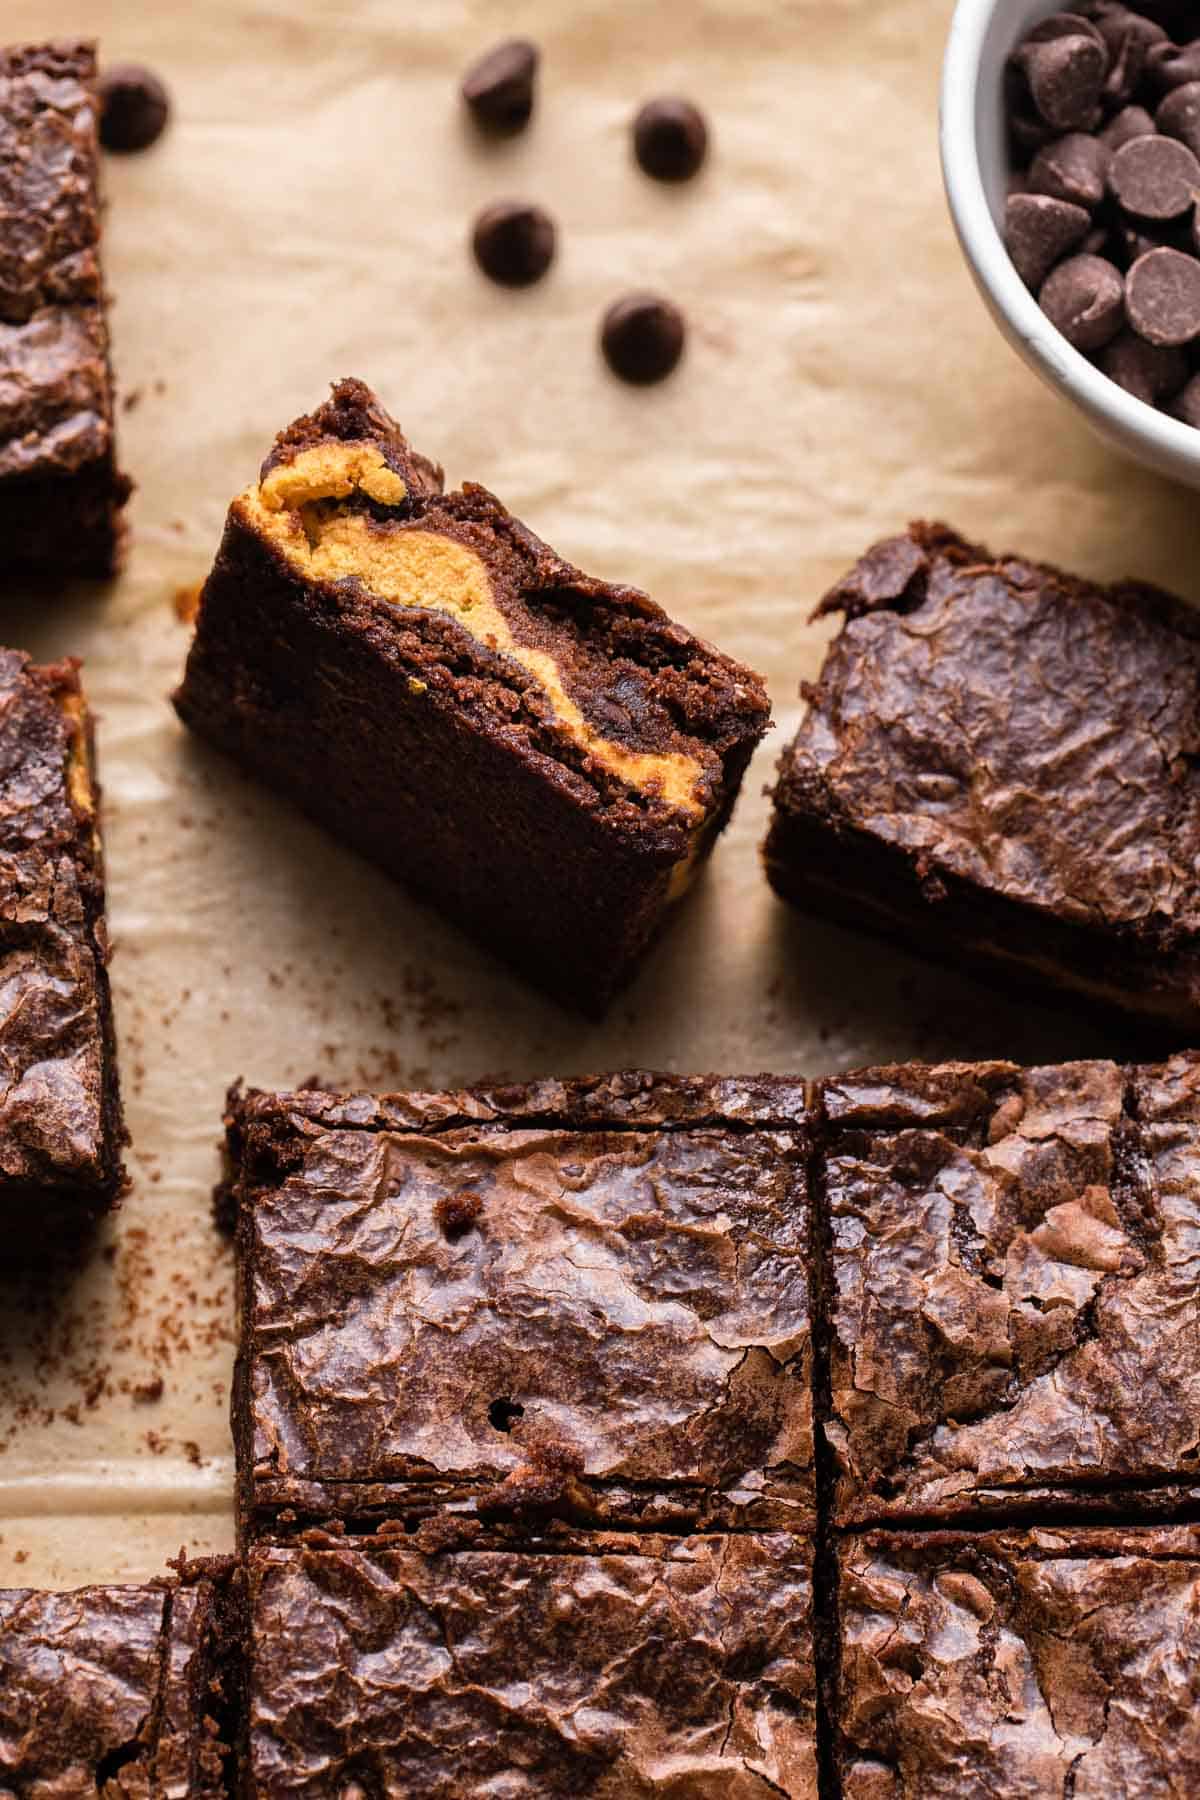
[940,0,1200,481]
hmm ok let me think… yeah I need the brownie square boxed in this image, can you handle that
[0,1573,226,1793]
[0,41,131,580]
[227,1074,814,1540]
[838,1526,1200,1797]
[764,522,1200,1031]
[173,380,769,1012]
[0,650,126,1238]
[817,1053,1200,1526]
[246,1534,819,1797]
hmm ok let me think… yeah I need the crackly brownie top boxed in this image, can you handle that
[224,378,769,829]
[780,521,1200,943]
[818,1052,1200,1524]
[0,41,102,325]
[0,650,114,1190]
[841,1526,1200,1798]
[232,1076,813,1526]
[0,1582,167,1791]
[247,1535,818,1797]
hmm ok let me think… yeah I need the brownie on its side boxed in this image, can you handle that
[765,522,1200,1033]
[838,1527,1200,1797]
[0,1570,228,1794]
[815,1053,1200,1527]
[0,41,131,581]
[0,650,126,1239]
[173,380,769,1012]
[226,1074,814,1542]
[245,1534,819,1798]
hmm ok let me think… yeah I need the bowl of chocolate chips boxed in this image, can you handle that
[943,0,1200,485]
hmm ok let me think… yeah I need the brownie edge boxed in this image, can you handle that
[174,380,769,1012]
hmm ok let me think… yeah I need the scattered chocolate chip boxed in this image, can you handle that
[1029,132,1110,207]
[1146,39,1200,95]
[98,63,170,153]
[1099,104,1157,149]
[1004,193,1091,288]
[1125,243,1200,341]
[1157,80,1200,158]
[1167,370,1200,422]
[1098,326,1187,401]
[461,38,539,134]
[1039,253,1127,348]
[1109,131,1200,218]
[600,293,686,383]
[1016,33,1108,131]
[471,200,556,286]
[632,96,709,181]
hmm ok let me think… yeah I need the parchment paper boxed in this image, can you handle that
[4,0,1200,1590]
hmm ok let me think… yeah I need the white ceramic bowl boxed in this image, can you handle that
[941,0,1200,487]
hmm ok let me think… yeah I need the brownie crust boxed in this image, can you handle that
[246,1534,819,1798]
[817,1053,1200,1527]
[227,1075,814,1540]
[839,1526,1200,1797]
[174,380,769,1012]
[765,522,1200,1031]
[0,41,130,579]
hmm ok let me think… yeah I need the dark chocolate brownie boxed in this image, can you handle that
[226,1074,814,1541]
[0,650,126,1240]
[764,522,1200,1033]
[173,380,770,1013]
[815,1052,1200,1527]
[837,1526,1200,1797]
[0,41,131,580]
[245,1534,819,1797]
[0,1570,227,1794]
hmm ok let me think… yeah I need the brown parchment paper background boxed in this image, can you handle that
[4,0,1200,1590]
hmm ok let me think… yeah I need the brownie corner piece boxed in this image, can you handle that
[174,379,769,1011]
[818,1052,1200,1528]
[247,1532,819,1797]
[0,649,126,1237]
[0,39,131,582]
[764,519,1200,1030]
[227,1072,815,1542]
[838,1525,1200,1797]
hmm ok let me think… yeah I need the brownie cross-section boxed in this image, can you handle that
[173,379,769,1013]
[245,1534,819,1798]
[815,1053,1200,1527]
[227,1075,814,1541]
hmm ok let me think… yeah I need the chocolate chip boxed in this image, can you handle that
[1025,12,1107,51]
[1099,105,1157,150]
[1029,133,1110,207]
[1089,5,1168,102]
[1098,326,1187,401]
[471,201,556,286]
[633,97,709,182]
[1157,81,1200,159]
[461,39,539,133]
[600,293,686,384]
[1125,244,1200,342]
[1146,39,1200,96]
[1167,370,1200,423]
[1039,253,1126,348]
[1016,33,1108,131]
[98,63,170,153]
[1109,132,1200,219]
[1004,193,1091,288]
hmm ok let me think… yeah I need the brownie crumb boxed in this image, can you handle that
[433,1190,483,1240]
[477,1433,588,1518]
[133,1377,164,1404]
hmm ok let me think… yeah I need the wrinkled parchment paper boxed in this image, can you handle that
[5,0,1200,1589]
